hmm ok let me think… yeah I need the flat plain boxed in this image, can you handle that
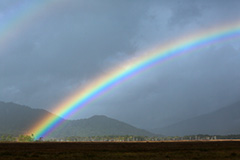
[0,140,240,160]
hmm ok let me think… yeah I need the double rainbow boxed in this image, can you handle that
[27,21,240,140]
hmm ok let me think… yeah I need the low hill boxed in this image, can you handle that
[153,101,240,136]
[0,101,155,138]
[51,115,155,138]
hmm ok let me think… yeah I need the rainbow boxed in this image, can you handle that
[26,21,240,140]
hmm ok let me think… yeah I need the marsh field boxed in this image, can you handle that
[0,141,240,160]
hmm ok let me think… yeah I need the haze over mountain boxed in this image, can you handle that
[152,101,240,136]
[0,101,155,138]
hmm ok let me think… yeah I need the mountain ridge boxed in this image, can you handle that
[0,101,156,138]
[153,101,240,136]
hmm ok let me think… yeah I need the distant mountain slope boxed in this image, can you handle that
[153,101,240,136]
[0,101,60,135]
[0,101,155,138]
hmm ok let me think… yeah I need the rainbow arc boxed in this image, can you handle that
[28,22,240,140]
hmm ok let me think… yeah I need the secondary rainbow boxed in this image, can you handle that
[0,0,67,55]
[28,21,240,140]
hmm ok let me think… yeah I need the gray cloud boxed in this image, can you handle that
[1,0,149,107]
[1,0,240,129]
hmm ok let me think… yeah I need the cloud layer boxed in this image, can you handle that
[1,0,240,129]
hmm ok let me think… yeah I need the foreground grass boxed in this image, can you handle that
[0,141,240,160]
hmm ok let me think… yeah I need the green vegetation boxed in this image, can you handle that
[49,134,240,142]
[48,135,160,142]
[0,134,34,142]
[0,134,16,142]
[1,134,240,142]
[18,134,35,142]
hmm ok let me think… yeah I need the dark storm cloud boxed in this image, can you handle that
[1,0,240,129]
[0,0,149,108]
[77,0,240,129]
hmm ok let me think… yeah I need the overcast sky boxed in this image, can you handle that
[1,0,240,129]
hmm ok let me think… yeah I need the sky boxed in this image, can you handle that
[1,0,240,129]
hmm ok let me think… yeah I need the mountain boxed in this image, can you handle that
[0,101,155,138]
[0,101,62,136]
[153,101,240,136]
[51,115,155,138]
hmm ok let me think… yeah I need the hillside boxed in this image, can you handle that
[0,101,155,138]
[51,115,155,138]
[153,101,240,136]
[0,101,57,135]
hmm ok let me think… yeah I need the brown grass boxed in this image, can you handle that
[0,140,240,160]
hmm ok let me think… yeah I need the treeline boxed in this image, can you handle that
[161,134,240,141]
[0,134,34,142]
[1,134,240,142]
[48,135,161,142]
[46,134,240,142]
[182,134,240,140]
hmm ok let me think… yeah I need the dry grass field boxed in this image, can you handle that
[0,140,240,160]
